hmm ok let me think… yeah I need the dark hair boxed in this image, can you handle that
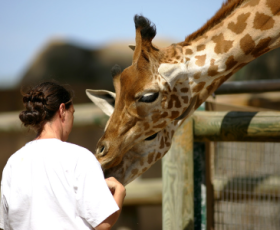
[19,81,74,135]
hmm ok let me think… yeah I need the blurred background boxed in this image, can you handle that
[1,0,280,229]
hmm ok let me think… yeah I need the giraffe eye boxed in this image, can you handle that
[139,92,159,103]
[145,132,158,141]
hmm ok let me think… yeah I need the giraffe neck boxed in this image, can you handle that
[177,0,280,108]
[157,0,280,122]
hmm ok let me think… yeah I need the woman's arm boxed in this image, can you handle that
[95,177,126,230]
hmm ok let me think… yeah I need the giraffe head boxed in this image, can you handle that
[93,15,194,171]
[86,88,181,185]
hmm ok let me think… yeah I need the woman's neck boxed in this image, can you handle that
[35,120,63,141]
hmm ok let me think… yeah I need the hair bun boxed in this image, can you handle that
[23,90,46,105]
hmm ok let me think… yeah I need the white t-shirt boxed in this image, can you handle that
[0,138,119,230]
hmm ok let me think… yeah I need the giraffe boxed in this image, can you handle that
[89,0,280,184]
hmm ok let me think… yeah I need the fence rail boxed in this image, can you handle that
[215,79,280,94]
[193,111,280,142]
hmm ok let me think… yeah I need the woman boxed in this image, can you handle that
[0,82,126,230]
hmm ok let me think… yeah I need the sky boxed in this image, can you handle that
[0,0,225,88]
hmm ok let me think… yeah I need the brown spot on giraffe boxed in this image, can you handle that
[164,135,168,144]
[175,55,181,60]
[180,88,189,93]
[266,0,280,16]
[208,59,219,77]
[152,113,161,123]
[170,111,180,119]
[228,13,251,34]
[168,94,181,109]
[240,34,256,55]
[160,112,168,118]
[182,96,189,104]
[251,37,272,57]
[134,133,142,140]
[166,84,172,92]
[131,168,139,176]
[155,152,162,162]
[223,73,233,84]
[195,54,206,66]
[142,167,148,173]
[173,87,178,92]
[145,130,156,136]
[147,152,155,164]
[160,137,165,149]
[206,83,215,95]
[166,131,170,139]
[165,142,171,147]
[194,72,201,79]
[206,75,225,95]
[225,55,238,71]
[140,158,144,166]
[244,0,260,7]
[153,121,167,129]
[143,122,150,130]
[253,12,275,31]
[213,73,233,91]
[212,33,233,54]
[184,49,193,55]
[197,44,206,51]
[193,82,206,93]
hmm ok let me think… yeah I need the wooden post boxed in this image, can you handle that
[162,118,194,230]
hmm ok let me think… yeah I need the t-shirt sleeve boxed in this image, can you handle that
[0,162,11,230]
[74,151,119,228]
[0,193,4,230]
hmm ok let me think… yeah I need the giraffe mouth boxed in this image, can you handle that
[145,132,158,141]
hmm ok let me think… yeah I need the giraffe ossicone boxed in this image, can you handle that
[88,0,280,185]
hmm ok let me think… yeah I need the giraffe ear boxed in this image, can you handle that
[85,89,116,116]
[158,63,188,90]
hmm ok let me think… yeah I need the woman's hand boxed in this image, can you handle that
[105,177,126,198]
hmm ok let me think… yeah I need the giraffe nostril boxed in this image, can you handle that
[100,145,107,156]
[100,146,105,153]
[97,145,107,157]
